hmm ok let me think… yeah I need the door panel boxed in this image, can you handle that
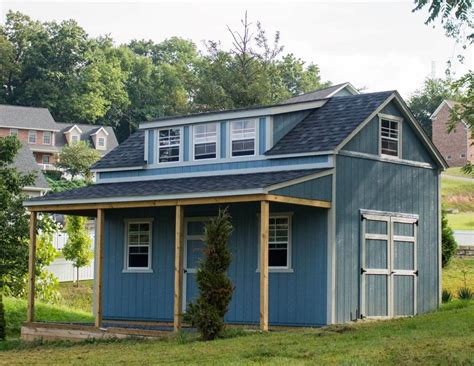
[393,275,415,316]
[365,275,389,317]
[365,239,388,269]
[183,219,208,311]
[393,241,415,271]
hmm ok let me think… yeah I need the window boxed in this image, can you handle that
[28,130,37,144]
[71,135,79,144]
[460,154,466,158]
[268,215,292,269]
[98,137,106,148]
[194,123,217,160]
[158,128,180,163]
[42,155,50,164]
[380,118,400,157]
[125,220,152,271]
[231,120,256,157]
[43,131,51,145]
[10,129,18,136]
[447,155,452,160]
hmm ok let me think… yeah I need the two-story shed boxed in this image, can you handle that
[24,83,447,335]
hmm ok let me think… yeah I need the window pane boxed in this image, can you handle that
[232,139,255,156]
[129,254,148,268]
[381,139,398,156]
[269,249,287,267]
[195,142,216,159]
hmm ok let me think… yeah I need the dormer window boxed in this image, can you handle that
[158,128,181,163]
[43,131,51,145]
[193,123,217,160]
[28,130,37,144]
[380,116,401,158]
[71,135,79,144]
[98,137,106,148]
[231,120,256,157]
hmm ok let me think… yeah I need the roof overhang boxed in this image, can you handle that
[139,99,327,129]
[0,125,60,132]
[327,82,359,97]
[90,127,109,136]
[63,125,83,134]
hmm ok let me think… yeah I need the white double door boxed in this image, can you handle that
[361,212,418,318]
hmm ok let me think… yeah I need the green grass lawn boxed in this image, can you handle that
[57,280,93,313]
[441,176,474,230]
[447,212,474,230]
[0,300,472,365]
[443,167,474,179]
[443,257,474,295]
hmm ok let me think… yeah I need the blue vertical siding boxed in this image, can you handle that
[272,111,311,144]
[103,202,329,326]
[270,175,332,201]
[183,126,190,161]
[335,154,439,323]
[147,130,155,165]
[220,122,227,158]
[259,117,266,155]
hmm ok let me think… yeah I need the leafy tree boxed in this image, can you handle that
[441,208,457,267]
[0,294,5,340]
[56,141,101,180]
[0,136,34,295]
[408,78,458,136]
[46,177,87,193]
[63,216,93,286]
[184,209,234,340]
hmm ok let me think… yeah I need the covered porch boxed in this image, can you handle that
[22,169,333,341]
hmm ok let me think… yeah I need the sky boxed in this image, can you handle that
[1,0,472,98]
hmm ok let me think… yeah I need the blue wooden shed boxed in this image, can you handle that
[24,83,447,332]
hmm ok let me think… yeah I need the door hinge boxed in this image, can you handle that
[361,268,367,275]
[414,269,419,276]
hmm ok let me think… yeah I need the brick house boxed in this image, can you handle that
[0,104,119,172]
[431,100,473,167]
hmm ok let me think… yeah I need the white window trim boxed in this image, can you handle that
[229,119,259,158]
[10,129,18,136]
[28,130,37,144]
[257,212,293,273]
[71,134,80,144]
[43,131,52,145]
[191,123,220,161]
[123,218,154,273]
[42,155,50,164]
[98,137,106,148]
[155,127,183,165]
[379,113,403,160]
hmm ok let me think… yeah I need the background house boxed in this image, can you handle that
[431,100,473,167]
[0,104,119,171]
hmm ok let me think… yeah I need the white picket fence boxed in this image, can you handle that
[47,230,95,282]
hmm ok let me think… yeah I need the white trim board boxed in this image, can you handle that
[96,162,333,184]
[139,100,327,129]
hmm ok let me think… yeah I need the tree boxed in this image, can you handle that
[184,209,234,340]
[63,216,93,286]
[441,209,458,267]
[408,78,458,136]
[0,136,34,293]
[56,141,101,180]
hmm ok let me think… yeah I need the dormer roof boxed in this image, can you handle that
[281,82,359,104]
[63,124,83,134]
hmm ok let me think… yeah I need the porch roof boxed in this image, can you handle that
[24,169,332,214]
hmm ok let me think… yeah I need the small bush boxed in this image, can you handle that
[442,289,452,303]
[441,208,457,267]
[457,287,473,300]
[184,208,234,340]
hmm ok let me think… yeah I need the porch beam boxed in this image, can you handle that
[27,211,37,323]
[266,194,331,208]
[173,205,185,331]
[95,209,105,328]
[25,193,331,213]
[260,200,269,331]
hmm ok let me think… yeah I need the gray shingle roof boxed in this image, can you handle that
[91,129,145,170]
[281,83,351,104]
[0,105,59,131]
[266,91,394,155]
[55,123,119,156]
[27,169,328,203]
[12,143,49,189]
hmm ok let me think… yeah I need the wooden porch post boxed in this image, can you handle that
[27,211,37,323]
[174,205,184,331]
[260,200,269,331]
[95,209,105,328]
